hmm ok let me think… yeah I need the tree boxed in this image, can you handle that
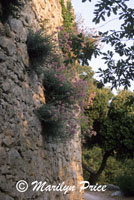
[83,146,134,185]
[83,89,134,184]
[101,90,134,159]
[82,0,134,89]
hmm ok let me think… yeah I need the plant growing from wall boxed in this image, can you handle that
[57,27,99,66]
[43,67,88,105]
[57,1,99,66]
[37,102,78,138]
[25,2,96,139]
[27,29,53,73]
[43,68,76,104]
[38,65,88,139]
[26,23,89,139]
[37,103,66,137]
[39,20,98,138]
[59,0,74,31]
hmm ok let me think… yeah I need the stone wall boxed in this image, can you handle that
[0,0,84,199]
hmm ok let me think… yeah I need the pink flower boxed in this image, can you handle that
[66,45,71,49]
[54,74,58,78]
[48,110,52,115]
[68,41,72,45]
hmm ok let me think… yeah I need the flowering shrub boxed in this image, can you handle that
[57,27,97,65]
[38,103,78,138]
[27,29,52,72]
[32,0,98,139]
[43,66,88,107]
[38,64,88,138]
[43,68,75,104]
[37,103,64,137]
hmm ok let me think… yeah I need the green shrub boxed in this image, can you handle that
[117,175,134,196]
[43,69,76,104]
[59,0,74,31]
[43,67,88,106]
[27,30,52,72]
[58,28,97,65]
[36,64,88,139]
[38,67,79,138]
[37,103,77,139]
[37,104,64,137]
[82,146,134,185]
[38,103,63,122]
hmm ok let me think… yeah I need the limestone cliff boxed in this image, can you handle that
[0,1,84,200]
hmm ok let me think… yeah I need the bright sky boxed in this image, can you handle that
[71,0,134,92]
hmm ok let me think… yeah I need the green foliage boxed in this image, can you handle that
[76,65,95,81]
[84,87,113,137]
[58,28,97,65]
[110,90,134,114]
[83,146,134,185]
[1,0,27,22]
[70,32,96,65]
[83,147,115,184]
[37,104,66,138]
[37,102,78,139]
[117,175,134,196]
[84,90,134,157]
[38,67,88,139]
[123,159,134,177]
[27,16,92,140]
[27,30,52,72]
[43,69,76,104]
[83,88,134,183]
[43,67,88,105]
[83,147,102,180]
[59,0,74,31]
[101,90,134,158]
[82,0,134,89]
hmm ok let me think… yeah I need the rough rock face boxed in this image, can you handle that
[0,0,84,200]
